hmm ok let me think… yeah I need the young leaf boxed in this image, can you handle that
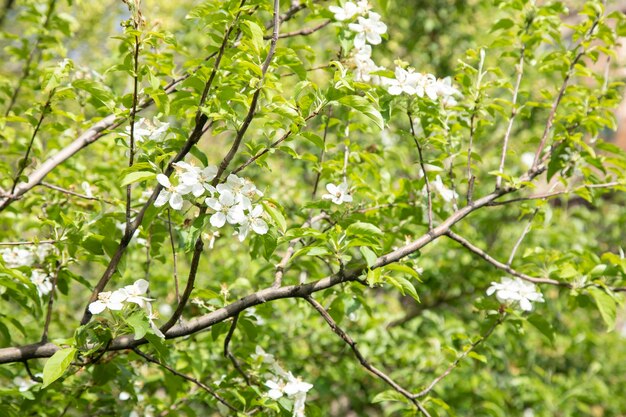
[43,347,77,388]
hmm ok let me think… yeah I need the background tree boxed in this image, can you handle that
[1,0,626,416]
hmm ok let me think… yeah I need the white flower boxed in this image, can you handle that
[145,302,165,338]
[351,45,384,83]
[386,66,421,95]
[81,181,94,198]
[434,76,460,105]
[521,152,535,169]
[237,205,268,241]
[1,247,35,268]
[486,277,545,311]
[284,374,313,396]
[415,73,438,100]
[251,346,275,364]
[216,174,260,210]
[425,175,458,203]
[329,2,358,20]
[265,379,286,400]
[119,391,131,401]
[348,12,387,48]
[154,174,185,210]
[174,162,217,197]
[14,375,41,392]
[121,279,152,309]
[322,182,353,205]
[88,290,127,314]
[30,270,53,296]
[205,190,245,228]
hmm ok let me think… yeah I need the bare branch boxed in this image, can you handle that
[507,208,537,266]
[132,348,239,413]
[223,314,252,385]
[305,296,431,416]
[407,111,433,230]
[415,314,505,398]
[264,20,331,39]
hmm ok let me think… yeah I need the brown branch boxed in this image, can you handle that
[532,13,603,168]
[167,209,180,303]
[496,45,525,189]
[126,24,141,237]
[79,3,246,325]
[223,314,252,385]
[132,348,239,413]
[305,296,431,416]
[487,181,622,206]
[213,0,281,183]
[264,19,331,39]
[507,208,537,266]
[160,232,204,333]
[408,111,433,230]
[41,262,62,343]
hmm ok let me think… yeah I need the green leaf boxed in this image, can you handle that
[526,313,555,343]
[346,222,383,237]
[72,79,115,109]
[359,246,377,267]
[587,287,617,331]
[383,263,421,281]
[262,201,287,234]
[125,311,149,339]
[385,275,420,302]
[372,389,411,404]
[43,347,77,388]
[490,18,514,32]
[338,95,384,130]
[120,171,156,187]
[242,20,265,54]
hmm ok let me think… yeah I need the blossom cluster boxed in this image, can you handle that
[329,1,460,103]
[252,346,314,417]
[0,244,55,297]
[88,279,164,338]
[154,162,268,242]
[486,277,545,311]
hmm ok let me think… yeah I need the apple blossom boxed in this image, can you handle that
[30,270,53,296]
[486,277,545,311]
[154,174,185,210]
[88,290,127,314]
[322,182,353,205]
[348,12,387,48]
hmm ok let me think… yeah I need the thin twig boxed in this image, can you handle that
[41,262,62,343]
[126,21,141,238]
[10,94,52,194]
[532,14,603,168]
[264,19,330,39]
[415,314,505,398]
[160,231,204,333]
[496,45,525,189]
[466,49,485,203]
[305,296,431,416]
[0,239,61,246]
[4,0,56,117]
[407,111,433,230]
[487,181,622,206]
[445,231,565,286]
[312,107,332,197]
[213,0,281,182]
[132,348,238,412]
[507,208,537,266]
[167,209,180,303]
[39,182,113,203]
[223,314,252,385]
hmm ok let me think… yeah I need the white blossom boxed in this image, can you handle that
[174,162,217,197]
[14,375,42,392]
[81,181,94,198]
[251,345,275,364]
[329,2,358,20]
[30,270,53,296]
[145,302,165,338]
[521,152,535,169]
[154,174,185,210]
[385,66,421,95]
[425,175,458,203]
[119,391,131,401]
[205,190,245,228]
[1,247,35,268]
[237,205,268,241]
[486,277,545,311]
[121,279,152,309]
[88,290,127,314]
[348,12,387,48]
[322,182,353,205]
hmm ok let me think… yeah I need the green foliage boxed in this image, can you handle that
[0,0,625,416]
